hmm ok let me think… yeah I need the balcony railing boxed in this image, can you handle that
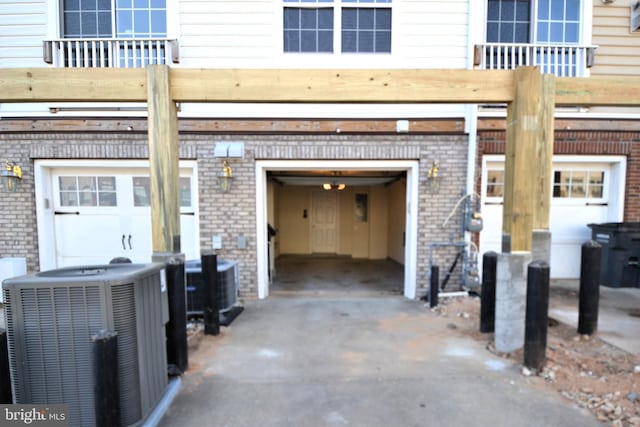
[43,38,180,68]
[474,43,596,77]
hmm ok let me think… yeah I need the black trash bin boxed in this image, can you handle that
[588,222,640,288]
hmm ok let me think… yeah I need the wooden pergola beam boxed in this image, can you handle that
[0,68,147,102]
[3,68,640,106]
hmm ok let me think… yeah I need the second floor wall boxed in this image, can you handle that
[1,0,476,69]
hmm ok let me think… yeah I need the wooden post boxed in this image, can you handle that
[503,67,544,253]
[147,65,181,255]
[533,74,555,231]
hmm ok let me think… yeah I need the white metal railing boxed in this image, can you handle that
[474,43,596,77]
[43,38,180,68]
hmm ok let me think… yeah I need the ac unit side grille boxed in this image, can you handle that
[134,274,167,413]
[111,282,142,426]
[4,288,17,402]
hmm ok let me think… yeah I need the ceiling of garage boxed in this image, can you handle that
[268,170,405,187]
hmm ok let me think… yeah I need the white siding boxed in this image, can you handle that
[177,0,470,69]
[396,0,468,68]
[178,0,275,67]
[0,0,48,67]
[592,3,640,76]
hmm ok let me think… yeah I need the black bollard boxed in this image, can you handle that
[0,328,12,403]
[480,251,498,333]
[430,265,439,308]
[524,261,550,371]
[165,258,188,374]
[578,240,602,335]
[92,330,120,427]
[201,253,220,336]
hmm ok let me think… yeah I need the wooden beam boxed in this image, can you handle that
[3,67,640,106]
[478,118,640,132]
[168,69,515,103]
[1,68,515,104]
[0,118,465,134]
[147,65,181,255]
[0,68,146,102]
[556,76,640,107]
[503,67,542,253]
[533,74,555,231]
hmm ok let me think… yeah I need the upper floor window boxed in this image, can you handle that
[486,0,580,44]
[283,0,392,54]
[62,0,167,39]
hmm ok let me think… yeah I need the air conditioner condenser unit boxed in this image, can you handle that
[2,263,169,427]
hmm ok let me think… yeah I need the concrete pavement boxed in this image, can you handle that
[549,280,640,354]
[159,296,600,427]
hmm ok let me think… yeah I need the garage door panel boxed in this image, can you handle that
[51,168,199,267]
[55,214,128,266]
[480,159,616,279]
[549,243,582,278]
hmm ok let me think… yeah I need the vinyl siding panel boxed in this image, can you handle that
[396,0,468,67]
[592,4,640,77]
[178,0,470,69]
[178,0,275,66]
[0,0,48,67]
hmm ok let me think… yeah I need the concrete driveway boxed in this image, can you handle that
[159,296,599,427]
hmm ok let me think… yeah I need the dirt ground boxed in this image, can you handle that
[431,295,640,427]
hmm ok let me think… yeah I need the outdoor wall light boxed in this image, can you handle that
[426,160,440,193]
[322,182,346,191]
[1,160,22,193]
[217,160,234,193]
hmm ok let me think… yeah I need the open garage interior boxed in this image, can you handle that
[263,165,410,297]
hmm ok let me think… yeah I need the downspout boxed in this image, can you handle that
[465,0,479,219]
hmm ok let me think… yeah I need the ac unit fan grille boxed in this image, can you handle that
[14,286,102,427]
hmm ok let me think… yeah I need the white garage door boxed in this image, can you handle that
[480,157,625,278]
[39,163,200,268]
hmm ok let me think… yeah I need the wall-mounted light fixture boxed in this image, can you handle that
[426,161,440,193]
[217,160,234,193]
[213,142,244,193]
[1,160,22,192]
[322,182,346,191]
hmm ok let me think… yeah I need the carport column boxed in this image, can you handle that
[532,73,556,265]
[147,65,187,372]
[147,64,181,256]
[495,252,531,353]
[496,67,545,353]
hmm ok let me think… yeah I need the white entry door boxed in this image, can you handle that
[480,158,620,278]
[311,191,338,253]
[51,167,199,267]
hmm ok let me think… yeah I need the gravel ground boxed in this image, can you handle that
[432,296,640,427]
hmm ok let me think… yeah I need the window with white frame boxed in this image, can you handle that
[552,169,605,199]
[62,0,167,38]
[486,0,580,44]
[283,0,392,54]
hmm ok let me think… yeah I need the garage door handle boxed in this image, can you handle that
[586,202,608,206]
[122,234,126,250]
[128,234,132,250]
[54,211,80,215]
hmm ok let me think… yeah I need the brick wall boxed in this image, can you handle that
[477,129,640,222]
[0,131,469,298]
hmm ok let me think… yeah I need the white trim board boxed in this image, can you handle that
[255,160,419,299]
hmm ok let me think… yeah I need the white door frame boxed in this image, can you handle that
[35,159,199,271]
[255,160,420,299]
